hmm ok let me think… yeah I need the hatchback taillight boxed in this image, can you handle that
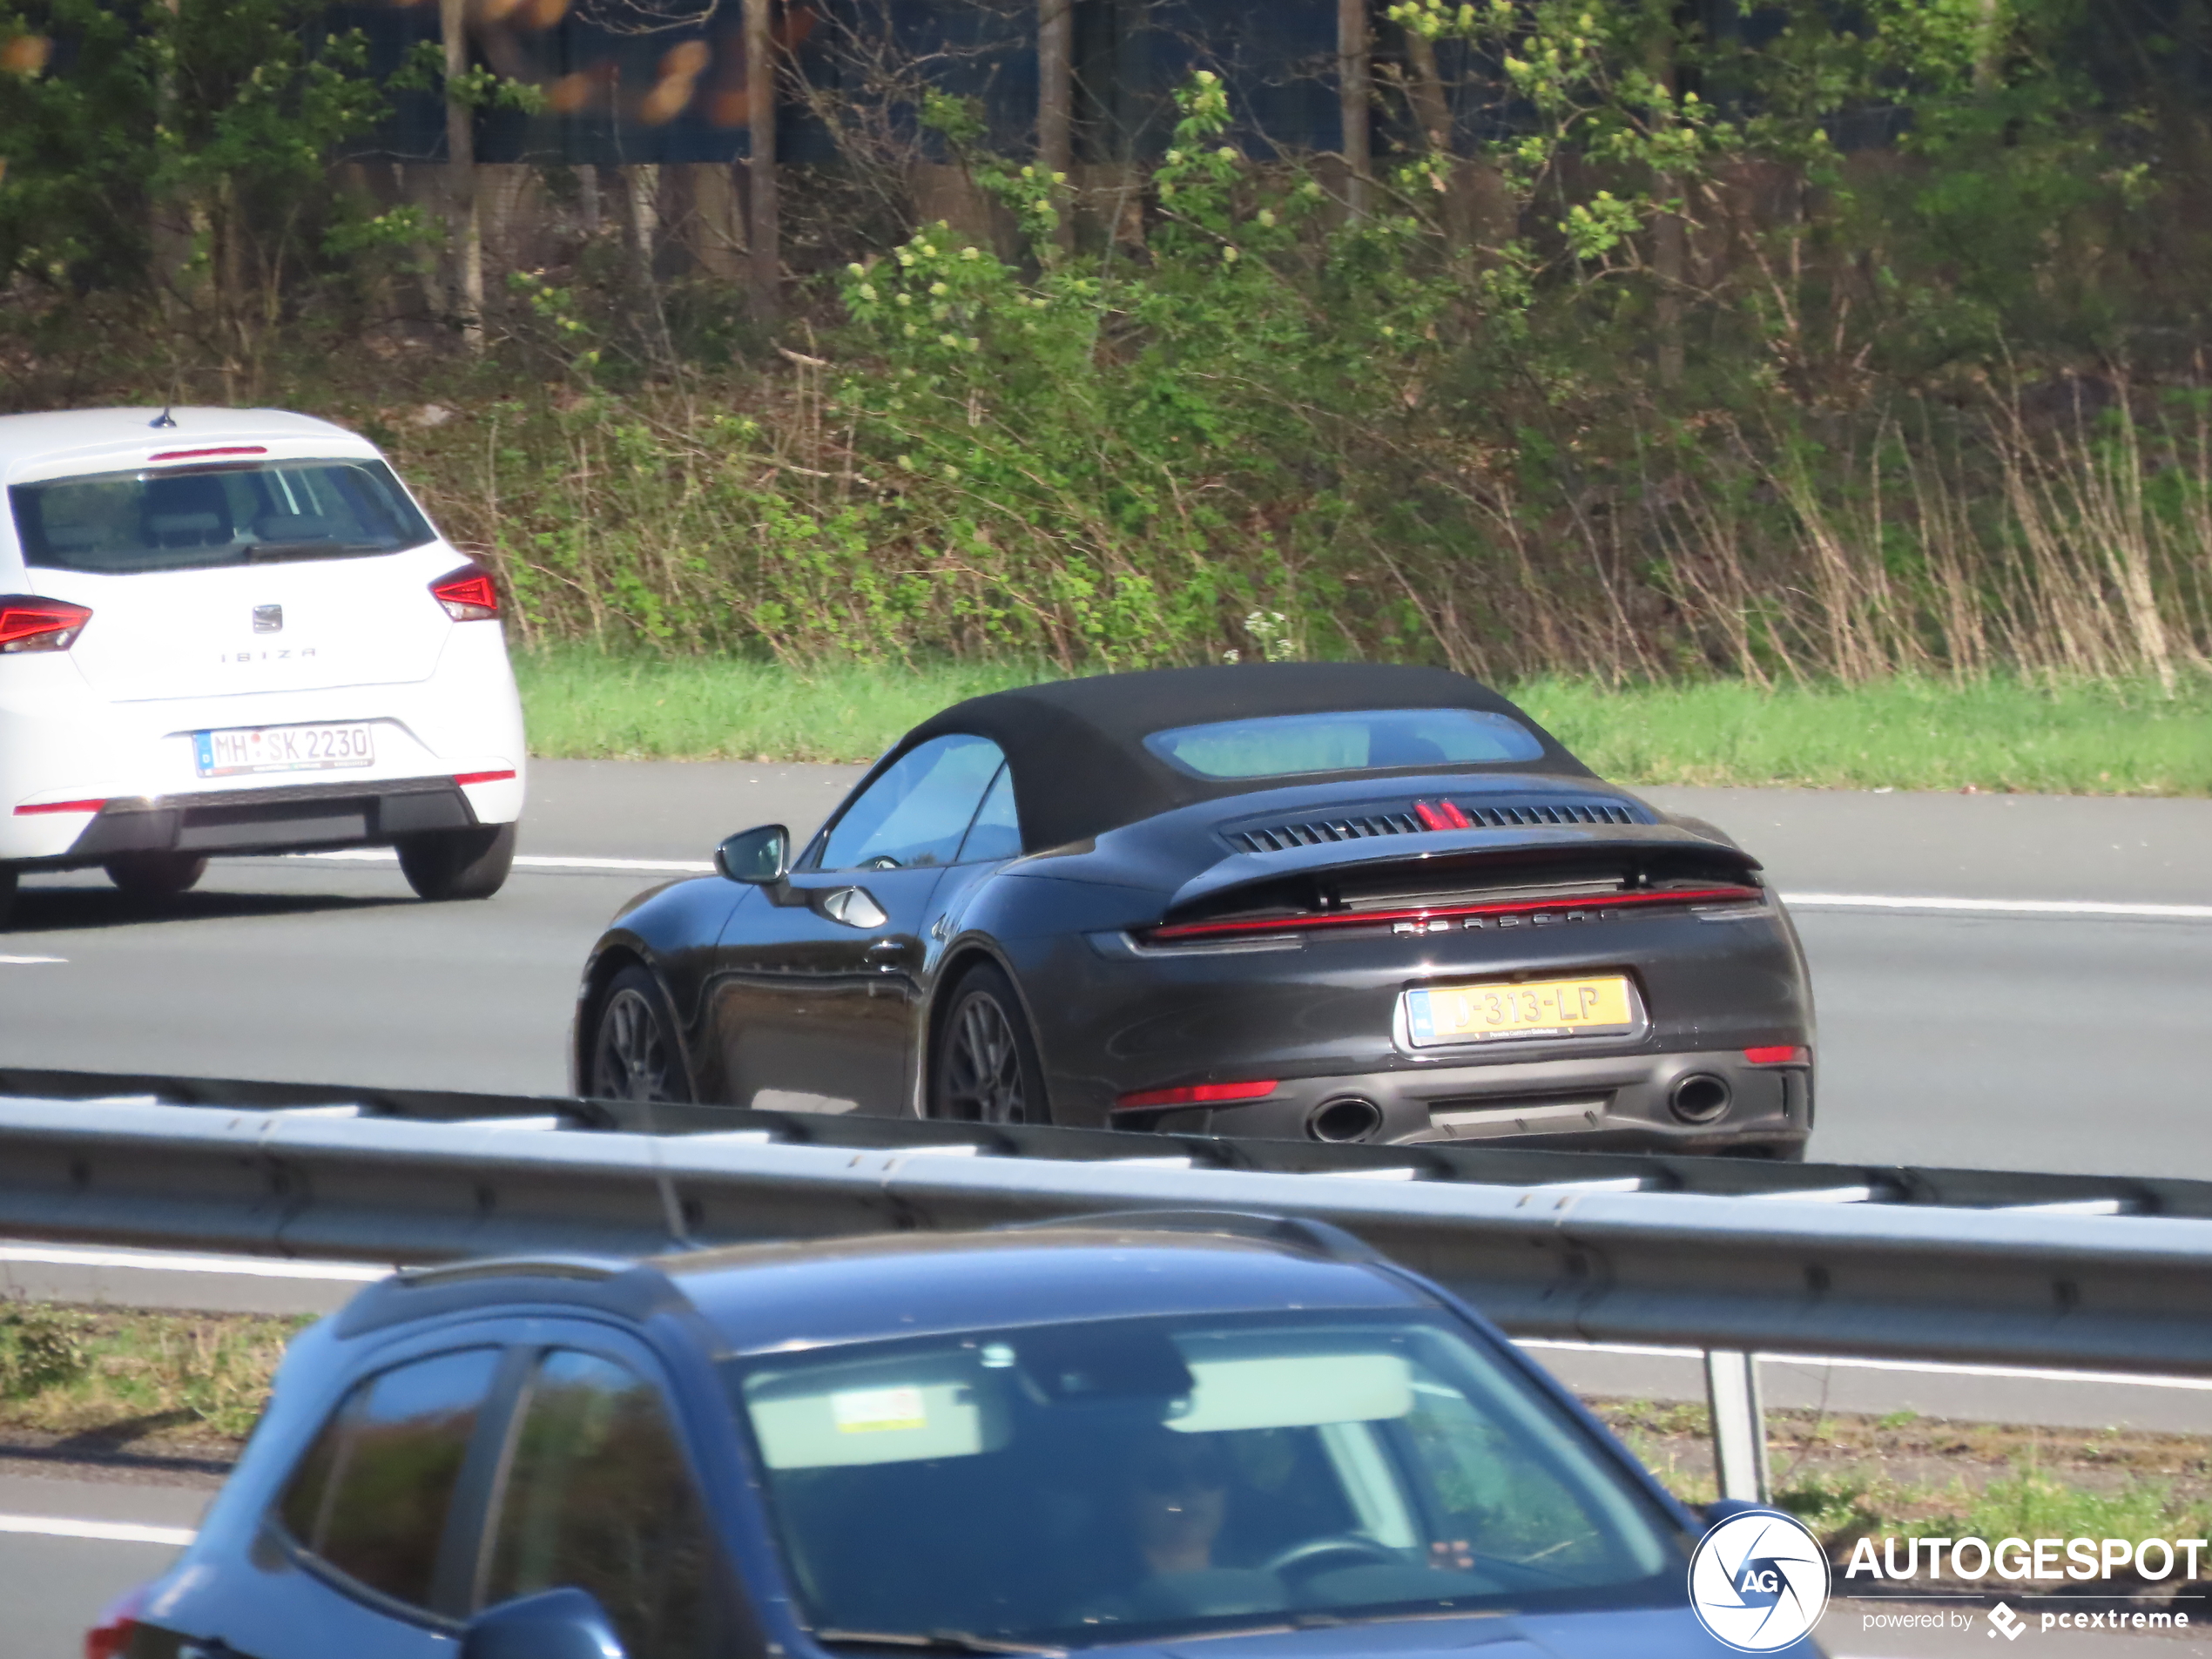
[84,1581,149,1659]
[0,596,91,652]
[431,564,499,621]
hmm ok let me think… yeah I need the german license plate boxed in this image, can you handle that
[194,723,374,779]
[1404,975,1637,1047]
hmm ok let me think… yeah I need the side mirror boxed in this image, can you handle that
[1703,1497,1777,1527]
[461,1587,627,1659]
[715,823,789,885]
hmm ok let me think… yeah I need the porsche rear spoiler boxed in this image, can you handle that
[1163,822,1763,919]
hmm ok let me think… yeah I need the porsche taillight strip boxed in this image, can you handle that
[1147,884,1768,943]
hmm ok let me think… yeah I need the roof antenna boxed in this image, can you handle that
[149,405,177,429]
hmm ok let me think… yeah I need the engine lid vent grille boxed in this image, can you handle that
[1225,797,1644,855]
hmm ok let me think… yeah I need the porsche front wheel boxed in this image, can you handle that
[590,965,691,1103]
[930,964,1047,1126]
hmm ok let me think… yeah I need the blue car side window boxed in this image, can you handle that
[277,1346,502,1610]
[482,1349,718,1659]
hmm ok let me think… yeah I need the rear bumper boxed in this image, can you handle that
[14,774,503,867]
[1113,1048,1813,1153]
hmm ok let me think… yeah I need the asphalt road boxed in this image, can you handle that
[1,764,2207,1176]
[2,771,2209,1655]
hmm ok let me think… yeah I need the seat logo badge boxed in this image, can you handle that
[253,604,283,633]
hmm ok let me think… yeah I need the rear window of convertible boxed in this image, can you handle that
[1143,708,1546,779]
[9,458,435,573]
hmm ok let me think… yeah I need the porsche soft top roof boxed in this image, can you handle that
[902,662,1588,851]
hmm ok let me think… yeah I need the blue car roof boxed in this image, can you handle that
[333,1223,1432,1355]
[664,1227,1426,1355]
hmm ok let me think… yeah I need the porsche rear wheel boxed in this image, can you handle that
[104,851,209,898]
[931,964,1046,1126]
[590,965,691,1103]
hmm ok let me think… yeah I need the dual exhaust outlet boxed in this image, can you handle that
[1302,1073,1735,1142]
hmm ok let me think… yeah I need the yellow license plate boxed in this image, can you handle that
[1405,975,1637,1047]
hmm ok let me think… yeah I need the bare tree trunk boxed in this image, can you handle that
[1648,13,1684,387]
[1400,26,1469,251]
[1338,0,1372,219]
[624,165,661,282]
[1975,0,2002,91]
[745,0,779,327]
[440,0,485,350]
[579,164,603,236]
[1038,0,1075,252]
[150,0,203,315]
[692,163,746,280]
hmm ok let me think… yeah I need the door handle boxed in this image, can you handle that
[866,939,905,967]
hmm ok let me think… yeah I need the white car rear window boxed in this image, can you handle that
[10,458,435,573]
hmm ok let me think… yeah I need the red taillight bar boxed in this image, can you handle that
[84,1581,151,1659]
[453,770,517,786]
[0,596,92,653]
[1743,1045,1811,1066]
[1147,884,1767,943]
[1114,1079,1280,1112]
[148,445,267,462]
[15,798,108,816]
[431,564,500,621]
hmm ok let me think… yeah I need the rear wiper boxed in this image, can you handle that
[813,1631,1066,1656]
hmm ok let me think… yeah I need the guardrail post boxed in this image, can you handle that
[1703,1349,1770,1503]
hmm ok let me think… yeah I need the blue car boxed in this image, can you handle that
[96,1216,1784,1658]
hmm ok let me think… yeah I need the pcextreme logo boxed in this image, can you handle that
[1689,1509,1832,1652]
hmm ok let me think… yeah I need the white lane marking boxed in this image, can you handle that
[0,955,64,965]
[1514,1337,2212,1392]
[0,1514,196,1547]
[1784,892,2212,921]
[299,849,713,874]
[0,1243,388,1283]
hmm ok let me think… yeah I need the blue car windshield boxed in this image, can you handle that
[726,1310,1683,1649]
[1143,709,1547,779]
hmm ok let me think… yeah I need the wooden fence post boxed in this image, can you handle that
[440,0,485,349]
[745,0,779,327]
[1039,0,1075,251]
[1339,0,1372,219]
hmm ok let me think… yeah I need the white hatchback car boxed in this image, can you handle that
[0,407,526,927]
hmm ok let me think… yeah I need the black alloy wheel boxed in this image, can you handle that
[590,964,691,1103]
[103,851,209,898]
[396,821,517,901]
[930,963,1047,1125]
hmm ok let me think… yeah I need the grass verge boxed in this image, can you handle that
[1599,1398,2212,1548]
[513,650,2212,795]
[0,1301,306,1454]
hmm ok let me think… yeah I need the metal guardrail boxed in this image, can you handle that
[5,1067,2210,1501]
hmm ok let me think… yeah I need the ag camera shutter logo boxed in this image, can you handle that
[1689,1508,1832,1651]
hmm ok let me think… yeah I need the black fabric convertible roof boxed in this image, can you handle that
[901,663,1588,853]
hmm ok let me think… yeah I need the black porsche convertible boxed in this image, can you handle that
[573,664,1814,1154]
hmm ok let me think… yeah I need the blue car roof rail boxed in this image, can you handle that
[335,1253,685,1339]
[997,1209,1385,1264]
